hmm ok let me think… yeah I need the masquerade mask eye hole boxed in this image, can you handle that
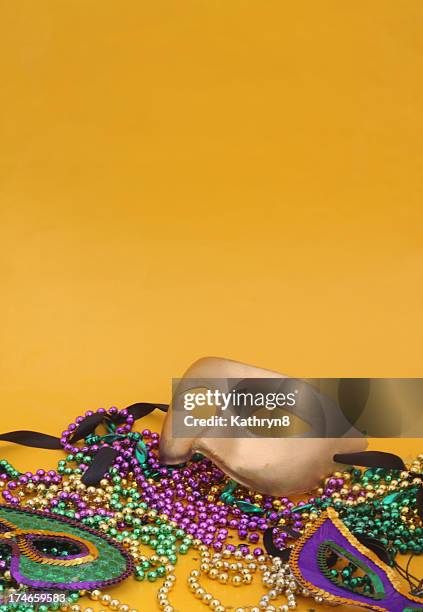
[318,540,386,600]
[31,537,84,558]
[228,380,311,437]
[0,543,11,561]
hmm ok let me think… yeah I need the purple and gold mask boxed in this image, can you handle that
[289,508,423,611]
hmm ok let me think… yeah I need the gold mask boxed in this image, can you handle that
[159,357,368,496]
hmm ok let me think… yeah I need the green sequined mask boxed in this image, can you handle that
[0,505,133,590]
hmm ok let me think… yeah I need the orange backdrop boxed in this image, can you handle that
[0,1,422,609]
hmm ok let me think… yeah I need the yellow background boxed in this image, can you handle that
[0,1,422,609]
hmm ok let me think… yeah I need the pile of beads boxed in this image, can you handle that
[0,405,421,612]
[185,543,307,611]
[267,458,423,561]
[8,407,419,563]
